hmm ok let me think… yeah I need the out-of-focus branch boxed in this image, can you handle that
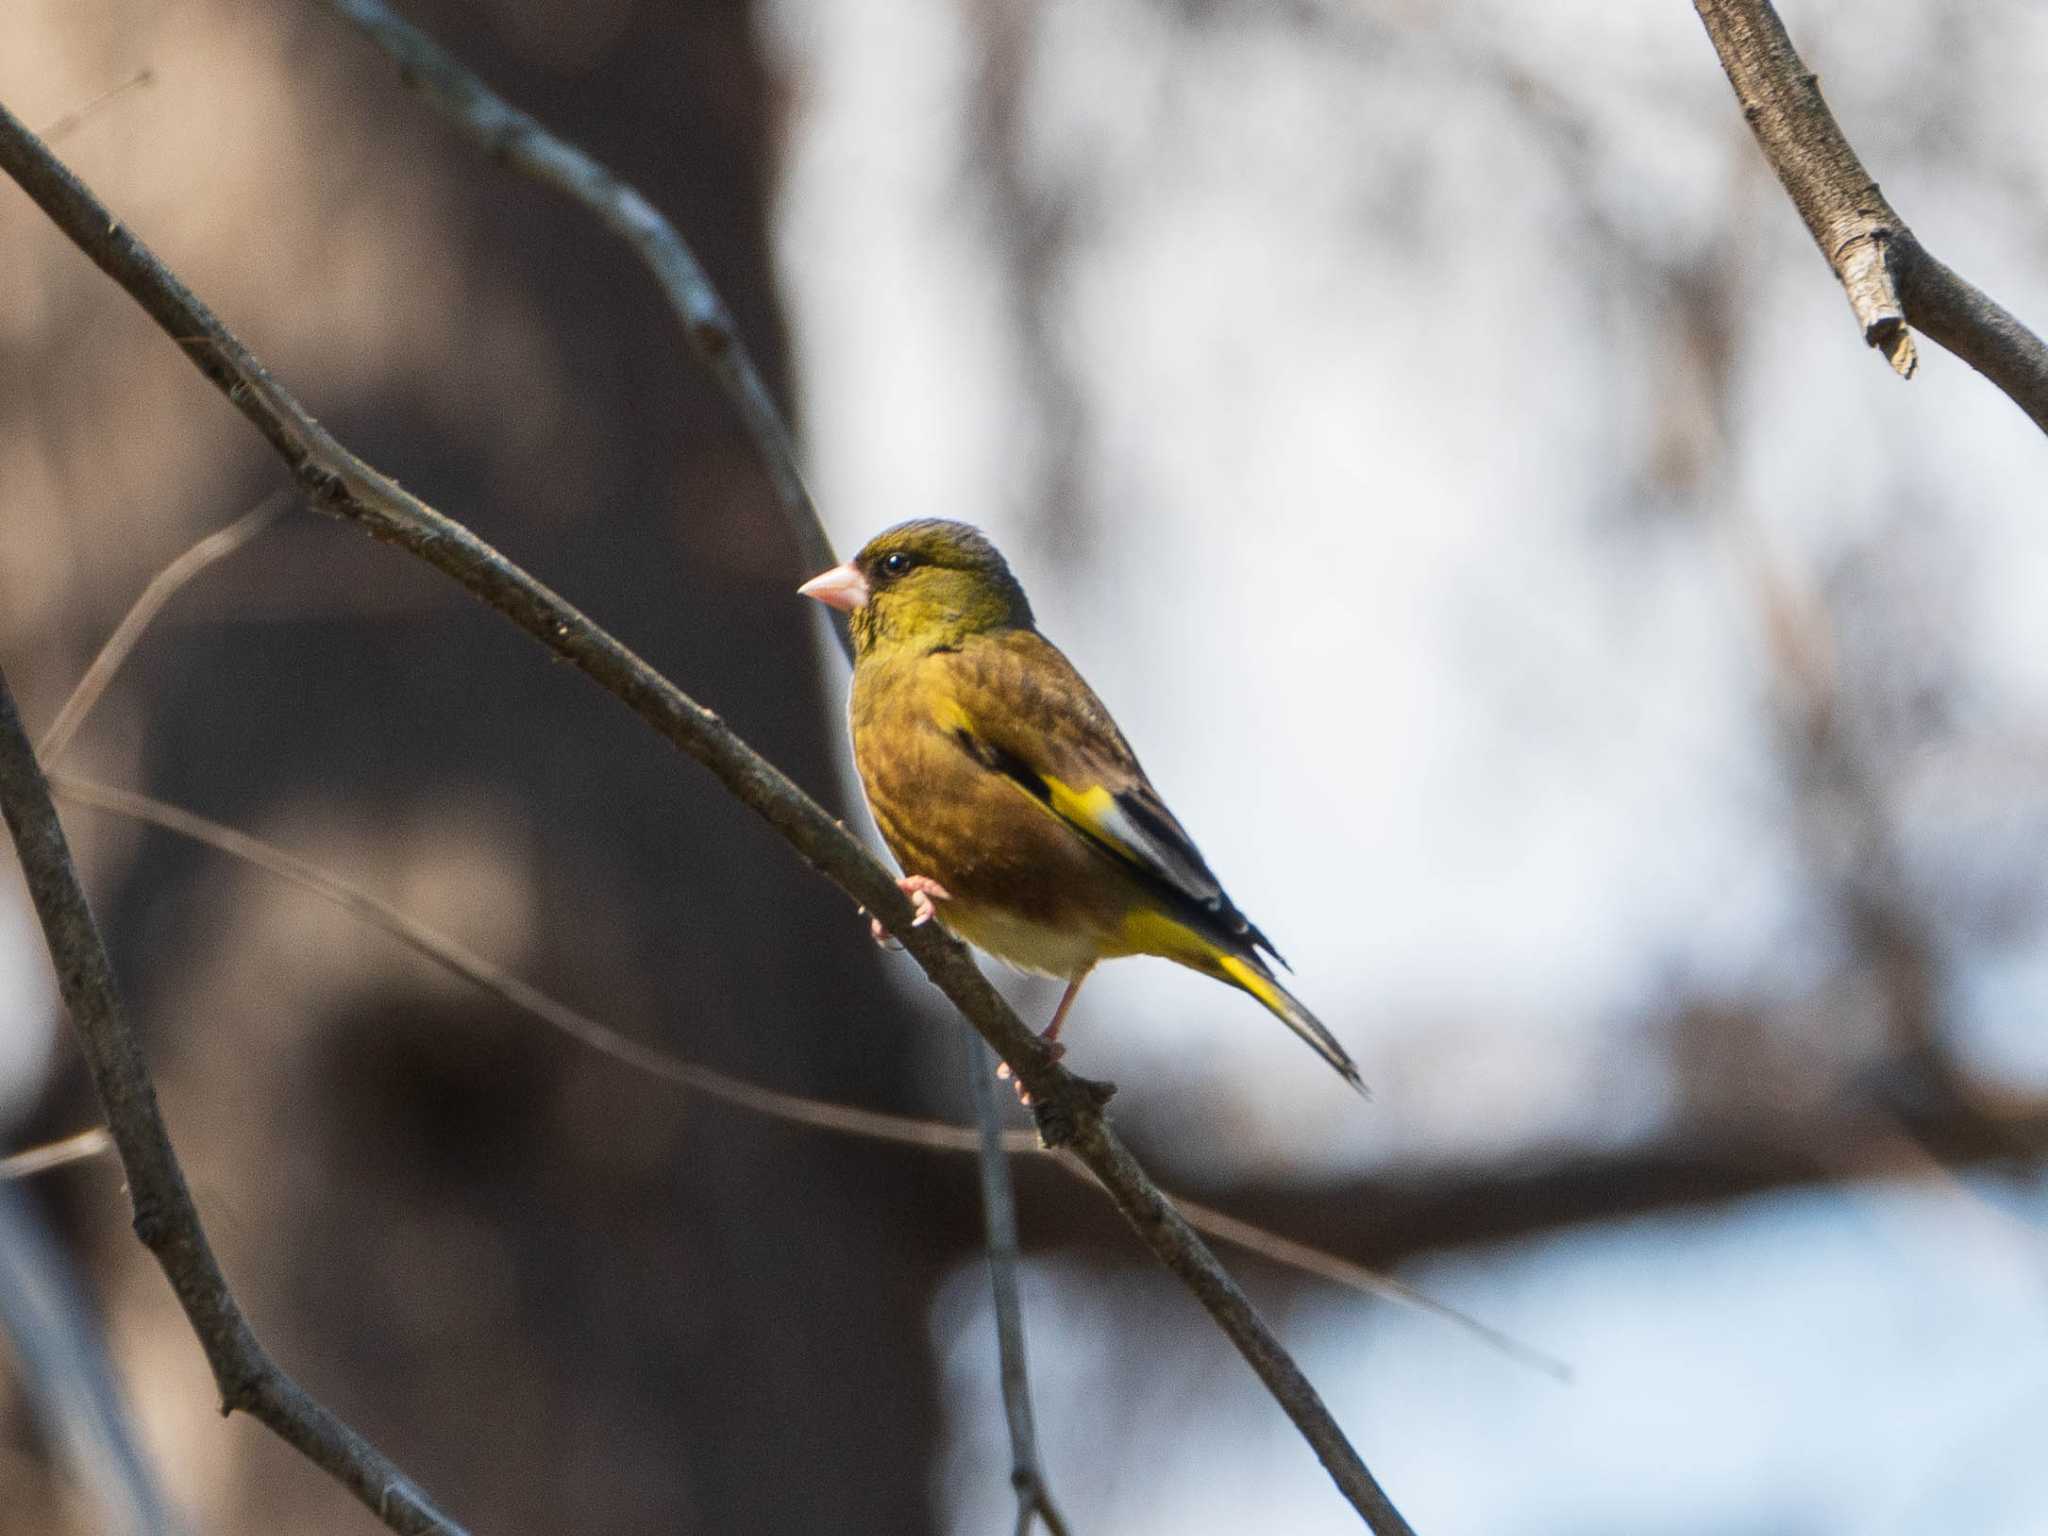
[52,771,1565,1380]
[0,1185,187,1536]
[1734,517,2041,1169]
[966,1036,1067,1536]
[51,773,1022,1154]
[38,68,155,146]
[964,0,1090,554]
[38,490,291,762]
[35,445,1552,1370]
[0,669,466,1536]
[38,480,1550,1371]
[1192,1087,2048,1269]
[313,0,836,585]
[0,1127,114,1181]
[1690,0,2048,432]
[0,107,1411,1532]
[304,9,1065,1511]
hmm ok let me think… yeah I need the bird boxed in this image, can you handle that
[798,519,1363,1094]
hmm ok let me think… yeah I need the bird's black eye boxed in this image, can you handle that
[880,551,914,577]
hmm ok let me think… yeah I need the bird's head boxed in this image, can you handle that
[799,519,1034,658]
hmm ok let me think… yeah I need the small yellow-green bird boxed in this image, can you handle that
[800,519,1362,1093]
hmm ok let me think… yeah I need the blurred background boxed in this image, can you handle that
[4,0,2048,1531]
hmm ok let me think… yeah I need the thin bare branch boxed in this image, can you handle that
[1691,0,2048,431]
[304,10,1063,1511]
[967,1036,1069,1536]
[38,469,1551,1374]
[314,0,836,586]
[38,68,155,146]
[0,1126,114,1181]
[1893,245,2048,433]
[0,1183,187,1536]
[52,772,1565,1379]
[0,110,1410,1531]
[38,490,292,762]
[1157,1190,1571,1383]
[48,773,1012,1153]
[0,668,467,1536]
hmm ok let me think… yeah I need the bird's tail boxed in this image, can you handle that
[1214,951,1368,1096]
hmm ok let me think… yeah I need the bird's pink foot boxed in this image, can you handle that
[867,874,951,947]
[995,970,1088,1102]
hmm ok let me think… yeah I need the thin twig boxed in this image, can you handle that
[0,668,467,1536]
[0,1182,188,1536]
[40,442,1557,1384]
[38,68,156,146]
[38,490,292,762]
[1155,1190,1571,1383]
[1690,0,2048,431]
[305,8,1062,1513]
[0,1126,115,1181]
[0,103,1410,1532]
[50,771,1565,1379]
[313,0,835,584]
[966,1034,1069,1536]
[49,772,1016,1152]
[27,471,1540,1367]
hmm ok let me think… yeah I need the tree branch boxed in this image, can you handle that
[0,1126,114,1182]
[29,481,1552,1375]
[302,9,1064,1512]
[50,770,1560,1380]
[0,668,467,1536]
[0,103,1412,1531]
[38,489,292,762]
[314,0,836,582]
[38,67,156,147]
[1184,1084,2048,1270]
[966,1036,1069,1536]
[1691,0,2048,432]
[0,1183,185,1536]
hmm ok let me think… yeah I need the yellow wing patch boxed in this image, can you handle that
[1044,778,1119,840]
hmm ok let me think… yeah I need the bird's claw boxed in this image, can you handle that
[867,874,951,948]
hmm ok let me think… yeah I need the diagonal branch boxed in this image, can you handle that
[302,9,1064,1514]
[1691,0,2048,432]
[313,0,836,582]
[38,67,156,147]
[48,772,1561,1380]
[51,771,1023,1155]
[0,669,467,1536]
[57,769,1563,1376]
[38,489,292,762]
[0,1127,115,1181]
[35,475,1555,1373]
[0,104,1412,1531]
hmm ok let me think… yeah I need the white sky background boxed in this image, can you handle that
[764,0,2048,1529]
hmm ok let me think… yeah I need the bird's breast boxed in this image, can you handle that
[934,899,1110,980]
[849,654,1128,978]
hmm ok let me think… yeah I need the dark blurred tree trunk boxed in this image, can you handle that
[23,4,954,1531]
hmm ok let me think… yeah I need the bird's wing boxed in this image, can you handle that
[937,629,1284,965]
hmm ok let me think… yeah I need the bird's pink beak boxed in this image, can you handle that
[797,561,870,613]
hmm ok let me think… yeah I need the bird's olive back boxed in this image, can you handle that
[850,520,1035,657]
